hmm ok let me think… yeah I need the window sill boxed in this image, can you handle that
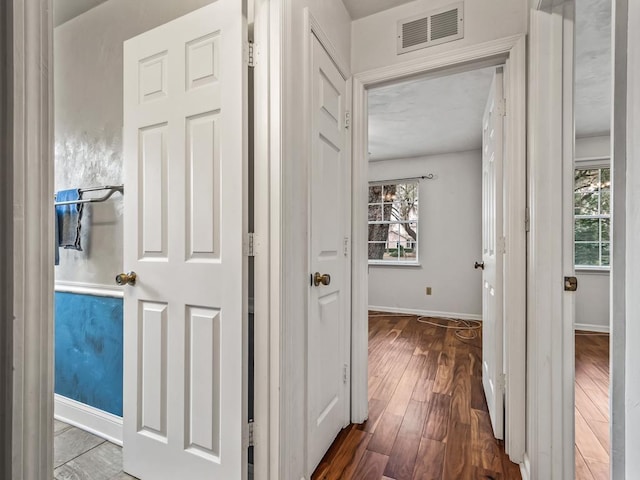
[368,261,422,268]
[575,267,610,275]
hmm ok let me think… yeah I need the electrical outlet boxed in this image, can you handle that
[426,287,432,295]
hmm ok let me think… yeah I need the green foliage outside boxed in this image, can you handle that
[574,167,610,267]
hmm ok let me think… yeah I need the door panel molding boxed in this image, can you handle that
[351,34,527,464]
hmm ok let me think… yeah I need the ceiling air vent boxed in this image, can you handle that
[397,2,464,55]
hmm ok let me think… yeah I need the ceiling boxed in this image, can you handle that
[54,0,109,26]
[368,67,496,161]
[368,0,611,161]
[575,0,611,138]
[342,0,415,20]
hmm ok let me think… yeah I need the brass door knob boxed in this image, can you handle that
[474,261,485,270]
[314,272,331,287]
[116,271,137,286]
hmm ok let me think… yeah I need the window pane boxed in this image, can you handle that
[368,181,419,264]
[383,184,397,202]
[368,185,382,203]
[575,242,600,266]
[601,242,610,266]
[601,167,611,186]
[368,204,382,222]
[575,218,599,241]
[574,192,599,216]
[601,190,611,214]
[574,169,599,193]
[601,218,610,242]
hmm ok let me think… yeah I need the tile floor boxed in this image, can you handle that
[54,420,136,480]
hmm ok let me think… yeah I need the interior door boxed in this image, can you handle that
[481,67,505,440]
[307,34,350,473]
[122,2,247,479]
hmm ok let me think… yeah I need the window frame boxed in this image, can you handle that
[574,158,611,272]
[367,180,420,267]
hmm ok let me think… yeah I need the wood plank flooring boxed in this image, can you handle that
[54,421,136,480]
[575,331,610,480]
[312,313,521,480]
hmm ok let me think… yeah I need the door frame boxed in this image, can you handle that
[350,34,527,463]
[527,4,576,479]
[8,1,273,478]
[10,0,56,478]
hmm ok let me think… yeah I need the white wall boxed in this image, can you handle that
[368,151,482,319]
[574,135,611,332]
[574,272,610,331]
[576,133,611,159]
[54,0,215,286]
[351,0,528,74]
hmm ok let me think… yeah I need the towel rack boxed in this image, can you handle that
[54,185,124,206]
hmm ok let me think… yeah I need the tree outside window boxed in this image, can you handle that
[368,182,419,264]
[574,166,610,268]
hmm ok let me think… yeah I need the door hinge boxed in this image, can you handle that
[247,42,256,68]
[343,236,349,257]
[248,421,255,447]
[244,232,258,257]
[343,364,348,384]
[496,98,506,117]
[525,207,530,232]
[344,111,351,129]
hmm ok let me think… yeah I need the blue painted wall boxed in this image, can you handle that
[54,292,123,416]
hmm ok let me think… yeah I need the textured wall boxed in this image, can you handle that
[54,292,123,416]
[368,151,483,317]
[54,0,215,286]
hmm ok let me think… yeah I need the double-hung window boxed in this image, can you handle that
[574,165,611,268]
[368,182,419,265]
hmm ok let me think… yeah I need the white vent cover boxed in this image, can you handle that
[397,2,464,54]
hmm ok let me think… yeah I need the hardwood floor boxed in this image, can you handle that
[312,313,521,480]
[54,421,136,480]
[575,331,610,480]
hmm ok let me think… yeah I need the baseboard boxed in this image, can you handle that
[520,453,531,480]
[55,281,124,298]
[574,323,610,333]
[368,305,482,322]
[54,394,123,446]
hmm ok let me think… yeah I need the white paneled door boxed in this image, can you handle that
[481,67,505,440]
[307,34,351,474]
[122,2,247,479]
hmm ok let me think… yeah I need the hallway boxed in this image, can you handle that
[312,312,521,480]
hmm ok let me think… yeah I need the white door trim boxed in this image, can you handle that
[527,4,575,479]
[351,34,527,463]
[11,0,55,478]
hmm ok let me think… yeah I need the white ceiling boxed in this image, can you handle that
[368,0,611,161]
[342,0,415,20]
[575,0,611,138]
[54,0,109,26]
[368,67,496,161]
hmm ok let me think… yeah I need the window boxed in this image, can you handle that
[574,166,611,268]
[368,182,419,264]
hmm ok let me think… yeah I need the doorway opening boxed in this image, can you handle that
[312,59,524,478]
[573,0,612,478]
[51,1,254,479]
